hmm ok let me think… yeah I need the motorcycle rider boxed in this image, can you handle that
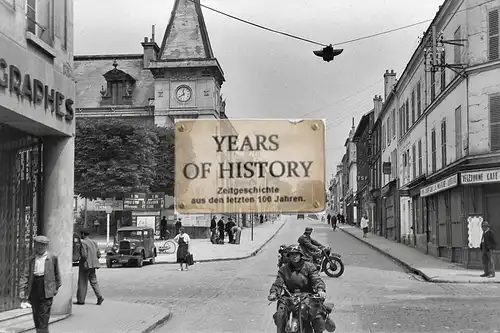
[268,246,327,333]
[298,227,326,264]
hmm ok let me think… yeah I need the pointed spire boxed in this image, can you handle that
[159,0,214,60]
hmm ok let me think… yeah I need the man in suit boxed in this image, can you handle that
[19,235,61,333]
[76,229,104,305]
[480,221,497,278]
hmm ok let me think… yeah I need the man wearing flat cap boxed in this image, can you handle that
[19,235,61,333]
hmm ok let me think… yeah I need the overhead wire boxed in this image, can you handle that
[299,79,383,118]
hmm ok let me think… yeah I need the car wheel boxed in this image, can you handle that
[106,259,113,268]
[150,253,156,265]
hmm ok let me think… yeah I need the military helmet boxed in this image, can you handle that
[287,245,304,257]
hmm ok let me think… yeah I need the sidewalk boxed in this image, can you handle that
[340,225,500,284]
[0,300,170,333]
[97,217,287,265]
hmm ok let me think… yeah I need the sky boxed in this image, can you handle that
[74,0,444,179]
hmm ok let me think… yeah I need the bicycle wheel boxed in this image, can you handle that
[163,240,177,254]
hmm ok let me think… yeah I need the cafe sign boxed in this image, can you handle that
[461,169,500,185]
[420,174,458,197]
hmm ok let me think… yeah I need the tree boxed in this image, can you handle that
[150,126,175,195]
[75,119,174,198]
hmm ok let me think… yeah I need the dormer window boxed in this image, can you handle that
[100,60,136,106]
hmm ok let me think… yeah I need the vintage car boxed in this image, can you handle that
[297,214,305,219]
[72,232,81,265]
[105,226,157,268]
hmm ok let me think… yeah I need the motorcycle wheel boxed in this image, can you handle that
[322,256,344,278]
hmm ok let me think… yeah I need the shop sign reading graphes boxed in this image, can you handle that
[175,119,326,214]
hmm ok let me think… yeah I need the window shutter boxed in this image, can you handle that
[489,9,499,61]
[392,109,396,138]
[490,94,500,151]
[454,27,461,64]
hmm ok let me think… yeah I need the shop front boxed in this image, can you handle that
[460,168,500,269]
[381,179,398,241]
[406,175,426,253]
[344,191,354,225]
[420,174,461,261]
[0,32,75,315]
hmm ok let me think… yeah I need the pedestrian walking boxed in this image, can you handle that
[175,218,182,235]
[231,225,242,244]
[160,216,168,240]
[217,216,225,244]
[361,214,369,238]
[259,214,264,224]
[331,214,338,231]
[226,218,236,243]
[174,227,190,271]
[326,213,331,226]
[210,215,217,244]
[76,229,103,305]
[480,221,497,278]
[19,235,61,333]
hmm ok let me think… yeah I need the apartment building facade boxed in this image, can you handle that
[398,0,500,268]
[352,110,374,225]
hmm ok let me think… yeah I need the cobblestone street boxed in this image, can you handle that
[87,218,500,333]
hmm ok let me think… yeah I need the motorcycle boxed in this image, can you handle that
[269,287,336,333]
[277,245,345,278]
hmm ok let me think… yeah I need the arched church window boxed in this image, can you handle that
[100,60,136,106]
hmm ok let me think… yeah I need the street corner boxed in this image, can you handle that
[44,300,172,333]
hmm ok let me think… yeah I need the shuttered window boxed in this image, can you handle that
[392,109,396,139]
[411,90,416,124]
[418,140,422,175]
[431,128,436,172]
[455,106,462,158]
[412,143,417,179]
[489,9,499,61]
[490,94,500,151]
[441,119,447,168]
[454,26,461,64]
[416,81,422,117]
[405,99,409,131]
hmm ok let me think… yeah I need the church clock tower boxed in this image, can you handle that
[149,0,226,126]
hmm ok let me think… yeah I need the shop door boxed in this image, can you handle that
[427,197,438,245]
[437,193,449,247]
[486,190,500,239]
[0,124,42,312]
[450,189,463,247]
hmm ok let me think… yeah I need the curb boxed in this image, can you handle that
[339,227,434,282]
[104,220,287,266]
[339,227,500,284]
[142,312,172,333]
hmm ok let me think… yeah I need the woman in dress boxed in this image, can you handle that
[174,227,190,271]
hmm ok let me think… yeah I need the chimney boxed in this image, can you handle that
[141,25,160,69]
[383,69,397,100]
[373,95,383,117]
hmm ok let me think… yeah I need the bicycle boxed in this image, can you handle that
[157,231,177,254]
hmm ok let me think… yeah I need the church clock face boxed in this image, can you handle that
[175,85,192,103]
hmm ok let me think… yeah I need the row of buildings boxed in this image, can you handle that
[329,0,500,269]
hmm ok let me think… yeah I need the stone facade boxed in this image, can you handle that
[0,0,75,315]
